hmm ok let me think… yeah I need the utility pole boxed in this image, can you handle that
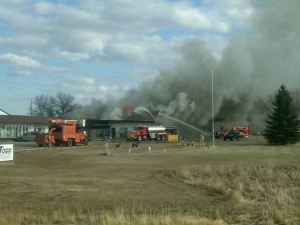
[212,68,215,147]
[30,99,33,116]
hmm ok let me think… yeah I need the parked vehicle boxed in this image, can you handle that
[127,125,166,141]
[215,126,250,139]
[127,125,177,141]
[17,131,40,142]
[215,128,229,139]
[35,119,89,147]
[232,126,250,138]
[223,130,242,141]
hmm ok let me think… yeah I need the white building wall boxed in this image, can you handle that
[0,124,49,139]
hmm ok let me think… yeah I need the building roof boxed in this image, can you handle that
[0,115,48,124]
[0,109,9,115]
[123,111,159,122]
[0,111,159,126]
[66,111,159,124]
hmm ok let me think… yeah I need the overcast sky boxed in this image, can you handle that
[0,0,254,115]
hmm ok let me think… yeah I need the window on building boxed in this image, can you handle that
[119,127,128,134]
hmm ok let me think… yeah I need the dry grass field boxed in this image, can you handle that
[1,136,300,225]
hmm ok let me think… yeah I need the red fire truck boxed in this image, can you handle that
[215,126,250,139]
[232,126,250,138]
[127,125,177,141]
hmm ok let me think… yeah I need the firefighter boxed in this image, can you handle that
[201,134,206,148]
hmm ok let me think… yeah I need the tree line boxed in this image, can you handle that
[30,87,300,145]
[254,88,300,115]
[30,91,81,117]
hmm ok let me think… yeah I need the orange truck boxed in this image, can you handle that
[35,119,89,147]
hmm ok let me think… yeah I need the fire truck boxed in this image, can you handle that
[215,126,250,139]
[127,125,177,141]
[232,126,250,138]
[215,128,229,139]
[35,119,89,147]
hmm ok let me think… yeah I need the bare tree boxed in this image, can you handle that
[46,96,57,117]
[31,92,81,117]
[52,91,81,116]
[254,95,274,114]
[254,88,300,115]
[32,94,50,117]
[291,88,300,113]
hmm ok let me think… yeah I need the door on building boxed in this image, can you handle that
[111,128,116,138]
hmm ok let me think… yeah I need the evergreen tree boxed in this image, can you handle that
[264,85,300,145]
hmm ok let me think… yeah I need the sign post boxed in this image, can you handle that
[0,144,14,162]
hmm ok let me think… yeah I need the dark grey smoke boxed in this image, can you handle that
[79,1,300,133]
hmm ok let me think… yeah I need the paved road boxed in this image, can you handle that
[0,141,98,151]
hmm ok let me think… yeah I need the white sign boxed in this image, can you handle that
[0,144,14,162]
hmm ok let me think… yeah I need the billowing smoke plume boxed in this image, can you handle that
[79,1,300,133]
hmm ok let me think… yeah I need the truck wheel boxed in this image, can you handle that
[38,144,43,147]
[48,142,52,147]
[67,139,73,147]
[83,138,89,145]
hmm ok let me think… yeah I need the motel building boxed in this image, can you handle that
[0,109,49,140]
